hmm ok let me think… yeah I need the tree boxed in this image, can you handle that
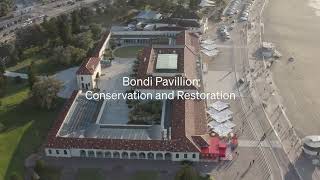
[41,17,59,40]
[49,45,85,66]
[71,10,81,34]
[27,61,37,89]
[69,46,86,64]
[9,172,23,180]
[0,75,6,97]
[189,0,199,9]
[73,31,94,51]
[0,61,5,74]
[175,165,200,180]
[0,2,9,17]
[79,7,94,23]
[57,15,72,46]
[89,23,102,40]
[34,159,46,173]
[15,24,47,50]
[30,77,62,110]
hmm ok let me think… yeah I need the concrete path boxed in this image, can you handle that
[4,67,78,99]
[4,71,28,79]
[52,67,78,99]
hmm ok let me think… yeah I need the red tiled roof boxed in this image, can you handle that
[176,31,200,54]
[46,31,207,153]
[76,31,110,75]
[91,31,111,58]
[46,95,203,152]
[135,31,200,90]
[192,136,209,148]
[76,57,100,75]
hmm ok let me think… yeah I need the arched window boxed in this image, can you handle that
[96,151,103,158]
[156,153,163,160]
[113,152,120,159]
[80,150,86,157]
[164,153,172,160]
[122,152,129,159]
[130,152,138,159]
[147,152,154,160]
[105,152,111,158]
[139,152,146,159]
[88,151,95,157]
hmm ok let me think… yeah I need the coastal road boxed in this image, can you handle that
[0,0,103,42]
[202,15,279,180]
[202,0,303,179]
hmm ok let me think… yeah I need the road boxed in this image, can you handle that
[0,0,102,42]
[201,0,303,179]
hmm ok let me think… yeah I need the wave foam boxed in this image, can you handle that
[308,0,320,16]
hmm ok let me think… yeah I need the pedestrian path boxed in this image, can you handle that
[4,71,28,79]
[238,139,282,148]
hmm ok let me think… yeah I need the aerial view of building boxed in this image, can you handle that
[45,31,236,163]
[1,0,320,180]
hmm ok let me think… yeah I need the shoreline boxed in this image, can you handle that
[263,0,320,137]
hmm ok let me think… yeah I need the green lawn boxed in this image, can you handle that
[76,168,104,180]
[0,78,65,180]
[7,56,67,75]
[113,46,144,58]
[131,170,159,180]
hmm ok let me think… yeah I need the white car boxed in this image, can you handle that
[302,136,320,156]
[239,17,248,21]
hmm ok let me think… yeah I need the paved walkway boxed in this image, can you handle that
[4,71,28,79]
[4,67,78,99]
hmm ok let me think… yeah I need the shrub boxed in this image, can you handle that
[9,172,23,180]
[34,159,46,173]
[14,76,22,84]
[0,122,5,132]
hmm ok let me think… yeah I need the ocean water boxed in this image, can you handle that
[308,0,320,16]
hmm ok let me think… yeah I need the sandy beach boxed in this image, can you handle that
[263,0,320,137]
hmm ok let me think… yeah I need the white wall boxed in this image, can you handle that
[45,148,200,161]
[76,63,101,90]
[45,148,71,157]
[171,152,200,162]
[98,33,111,58]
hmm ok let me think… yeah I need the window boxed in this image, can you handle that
[56,150,60,154]
[184,154,187,158]
[192,154,196,159]
[176,154,179,158]
[48,149,52,154]
[64,150,67,155]
[81,77,83,81]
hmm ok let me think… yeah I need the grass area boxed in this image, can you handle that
[131,170,159,180]
[0,78,65,180]
[76,168,104,180]
[113,46,144,58]
[7,55,67,75]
